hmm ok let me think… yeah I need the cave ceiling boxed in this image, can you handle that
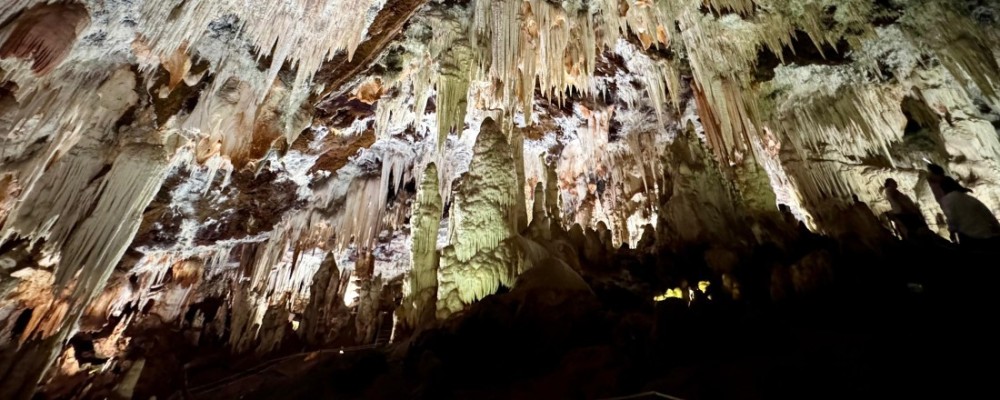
[1,0,1000,398]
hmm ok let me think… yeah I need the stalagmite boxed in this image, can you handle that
[545,160,561,223]
[401,163,441,330]
[437,118,522,317]
[111,358,146,400]
[348,246,379,344]
[658,124,744,246]
[2,0,1000,396]
[446,118,518,262]
[300,252,348,346]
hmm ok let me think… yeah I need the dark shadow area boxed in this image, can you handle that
[171,233,999,400]
[755,31,853,82]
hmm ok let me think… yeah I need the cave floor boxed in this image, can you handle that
[180,243,997,400]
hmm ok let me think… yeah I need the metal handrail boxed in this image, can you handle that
[182,340,389,396]
[599,391,687,400]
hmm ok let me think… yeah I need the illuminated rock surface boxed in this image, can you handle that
[1,1,999,398]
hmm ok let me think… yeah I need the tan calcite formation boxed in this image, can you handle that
[355,274,383,345]
[185,77,266,166]
[0,174,19,227]
[0,55,182,397]
[437,44,473,148]
[438,118,522,318]
[399,163,442,331]
[0,2,90,75]
[0,1,999,398]
[526,182,552,239]
[300,252,350,346]
[1,140,178,390]
[447,118,519,262]
[0,4,350,393]
[750,12,1000,233]
[159,42,192,92]
[544,100,664,248]
[353,78,384,105]
[657,124,747,248]
[137,0,387,91]
[243,77,314,167]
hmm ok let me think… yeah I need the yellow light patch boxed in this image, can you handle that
[654,288,683,302]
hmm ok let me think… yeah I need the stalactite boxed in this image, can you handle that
[902,1,1000,105]
[436,45,472,149]
[775,86,906,165]
[160,42,192,92]
[555,103,653,240]
[471,0,521,109]
[704,0,757,16]
[336,142,415,251]
[411,55,434,129]
[338,177,388,252]
[520,0,598,109]
[58,144,176,318]
[0,2,90,75]
[183,77,260,167]
[3,0,1000,396]
[0,140,176,400]
[0,1,44,25]
[373,93,410,140]
[470,0,602,116]
[675,0,876,168]
[618,39,683,124]
[246,78,313,165]
[138,0,386,93]
[1,67,136,205]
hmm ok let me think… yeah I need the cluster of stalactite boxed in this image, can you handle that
[2,0,1000,398]
[0,2,397,397]
[362,0,1000,239]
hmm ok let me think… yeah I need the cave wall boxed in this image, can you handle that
[1,0,999,398]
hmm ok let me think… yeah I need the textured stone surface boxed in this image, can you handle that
[1,1,999,397]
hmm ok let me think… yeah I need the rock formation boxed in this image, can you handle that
[1,0,999,398]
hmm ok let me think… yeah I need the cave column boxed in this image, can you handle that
[400,163,442,332]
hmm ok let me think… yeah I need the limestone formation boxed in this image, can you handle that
[400,163,441,330]
[1,1,999,397]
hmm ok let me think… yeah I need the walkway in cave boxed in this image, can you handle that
[175,239,997,400]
